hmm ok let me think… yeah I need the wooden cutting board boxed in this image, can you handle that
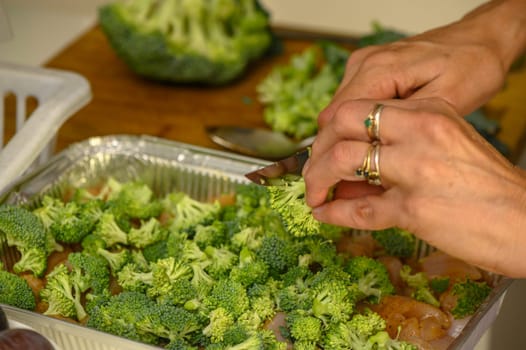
[41,25,526,161]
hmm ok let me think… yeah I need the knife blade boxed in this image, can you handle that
[245,148,310,185]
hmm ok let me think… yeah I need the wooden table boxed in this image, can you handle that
[40,25,526,161]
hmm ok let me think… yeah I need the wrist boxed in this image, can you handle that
[461,0,526,72]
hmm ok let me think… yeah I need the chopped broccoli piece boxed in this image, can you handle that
[49,200,103,244]
[162,192,221,230]
[256,234,299,277]
[399,265,440,307]
[346,256,395,304]
[372,227,416,258]
[0,204,49,276]
[116,262,153,293]
[86,291,161,345]
[142,239,169,262]
[97,248,132,274]
[257,42,349,139]
[127,217,163,248]
[0,262,36,310]
[105,180,163,220]
[287,311,323,344]
[430,276,451,294]
[205,279,249,318]
[450,279,492,319]
[229,247,268,287]
[267,175,322,237]
[93,211,129,247]
[203,307,235,343]
[40,264,87,321]
[98,0,273,85]
[67,251,110,295]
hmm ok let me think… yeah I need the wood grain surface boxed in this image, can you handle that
[21,25,526,162]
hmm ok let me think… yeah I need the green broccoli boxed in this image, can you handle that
[105,180,163,220]
[229,247,268,287]
[193,220,228,249]
[142,239,169,262]
[450,279,492,319]
[127,217,163,248]
[322,310,416,350]
[97,247,132,274]
[92,211,129,247]
[116,262,153,293]
[40,264,87,321]
[0,262,36,310]
[67,251,111,295]
[256,234,299,277]
[287,310,323,344]
[204,245,238,278]
[0,204,49,276]
[204,279,249,318]
[162,192,221,230]
[345,256,395,304]
[147,257,192,301]
[257,42,349,139]
[86,291,161,345]
[399,265,440,307]
[267,175,322,237]
[49,199,103,244]
[372,227,416,258]
[310,278,356,324]
[203,307,235,343]
[98,0,273,85]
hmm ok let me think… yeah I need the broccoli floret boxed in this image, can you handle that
[93,212,129,247]
[399,265,440,307]
[346,256,395,304]
[116,262,153,293]
[86,291,161,345]
[128,217,163,248]
[372,227,416,258]
[142,239,169,262]
[310,278,355,324]
[105,180,163,220]
[203,307,235,343]
[267,175,322,237]
[287,311,323,344]
[49,200,103,244]
[205,279,249,318]
[98,0,272,85]
[257,43,349,139]
[230,226,263,252]
[147,257,192,301]
[0,204,48,276]
[40,264,87,321]
[0,263,36,310]
[256,234,299,277]
[193,220,228,249]
[204,245,238,278]
[429,276,451,294]
[450,279,492,319]
[233,184,269,217]
[162,192,221,230]
[323,310,416,350]
[81,233,107,255]
[97,248,132,274]
[229,247,269,287]
[67,251,110,295]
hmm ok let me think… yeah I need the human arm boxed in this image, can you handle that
[319,0,526,126]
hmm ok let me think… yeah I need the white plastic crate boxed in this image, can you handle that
[0,61,91,191]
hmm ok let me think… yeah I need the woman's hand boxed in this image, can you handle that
[319,0,526,127]
[303,98,526,277]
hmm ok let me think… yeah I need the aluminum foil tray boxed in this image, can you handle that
[0,135,512,350]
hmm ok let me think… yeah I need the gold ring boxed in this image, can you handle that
[364,104,384,142]
[367,143,382,186]
[355,143,374,179]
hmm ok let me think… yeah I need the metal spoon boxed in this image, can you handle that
[206,126,315,160]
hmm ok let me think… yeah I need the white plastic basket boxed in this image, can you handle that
[0,61,91,191]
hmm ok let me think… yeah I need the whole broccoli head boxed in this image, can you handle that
[99,0,273,85]
[0,263,36,310]
[0,204,49,276]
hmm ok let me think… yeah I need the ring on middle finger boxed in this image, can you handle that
[364,104,384,142]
